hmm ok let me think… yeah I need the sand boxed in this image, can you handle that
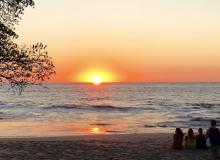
[0,134,212,160]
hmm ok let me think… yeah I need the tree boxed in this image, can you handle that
[0,0,55,93]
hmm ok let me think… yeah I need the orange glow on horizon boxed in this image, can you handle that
[16,0,220,83]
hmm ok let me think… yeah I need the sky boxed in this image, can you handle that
[16,0,220,83]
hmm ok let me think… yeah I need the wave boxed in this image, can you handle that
[190,117,210,122]
[0,112,10,120]
[0,101,5,105]
[106,130,124,133]
[144,124,156,128]
[44,104,83,110]
[190,117,220,123]
[155,120,194,128]
[90,123,114,126]
[44,104,148,112]
[186,103,220,109]
[91,105,144,111]
[80,97,110,101]
[151,118,220,129]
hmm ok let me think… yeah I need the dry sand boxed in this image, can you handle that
[0,134,212,160]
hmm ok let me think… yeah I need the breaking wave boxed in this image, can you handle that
[186,103,220,109]
[44,104,148,112]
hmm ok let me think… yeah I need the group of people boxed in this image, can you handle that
[172,120,220,158]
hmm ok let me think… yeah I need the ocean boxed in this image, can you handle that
[0,83,219,137]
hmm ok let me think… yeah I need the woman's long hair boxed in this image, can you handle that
[187,128,195,139]
[175,128,184,138]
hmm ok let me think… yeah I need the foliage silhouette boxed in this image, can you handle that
[0,0,55,93]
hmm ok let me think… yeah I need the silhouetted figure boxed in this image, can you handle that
[172,128,184,149]
[185,128,196,149]
[206,120,220,159]
[196,128,207,149]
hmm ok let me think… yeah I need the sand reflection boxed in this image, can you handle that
[0,115,169,137]
[90,127,102,134]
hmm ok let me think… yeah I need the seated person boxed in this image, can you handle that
[196,128,207,149]
[172,128,184,149]
[185,128,196,149]
[206,120,220,159]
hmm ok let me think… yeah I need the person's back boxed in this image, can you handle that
[196,128,207,149]
[172,128,184,150]
[207,127,220,147]
[206,120,220,159]
[185,128,196,149]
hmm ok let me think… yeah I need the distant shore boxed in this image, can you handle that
[0,133,212,160]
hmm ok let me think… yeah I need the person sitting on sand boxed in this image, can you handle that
[196,128,207,149]
[206,120,220,159]
[185,128,196,149]
[172,128,184,149]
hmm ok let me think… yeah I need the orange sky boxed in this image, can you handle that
[16,0,220,82]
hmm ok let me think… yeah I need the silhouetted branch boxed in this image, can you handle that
[0,0,55,93]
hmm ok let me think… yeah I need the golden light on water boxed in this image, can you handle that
[90,127,102,134]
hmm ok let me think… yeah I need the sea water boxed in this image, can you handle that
[0,83,219,137]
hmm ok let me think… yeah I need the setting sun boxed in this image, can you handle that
[92,76,102,85]
[76,69,118,84]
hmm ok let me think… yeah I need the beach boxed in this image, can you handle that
[1,0,220,159]
[0,133,212,160]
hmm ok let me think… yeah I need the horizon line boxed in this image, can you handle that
[44,81,220,84]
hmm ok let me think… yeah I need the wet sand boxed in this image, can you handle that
[0,134,212,160]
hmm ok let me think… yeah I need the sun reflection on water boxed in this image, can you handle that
[90,127,102,134]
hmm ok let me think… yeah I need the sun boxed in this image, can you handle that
[77,69,117,84]
[92,76,103,85]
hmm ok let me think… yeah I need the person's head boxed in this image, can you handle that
[198,128,203,135]
[188,128,194,137]
[175,128,184,137]
[211,120,217,128]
